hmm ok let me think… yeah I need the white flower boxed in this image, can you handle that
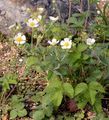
[49,16,59,22]
[37,15,42,22]
[48,38,59,46]
[27,18,39,28]
[19,58,23,62]
[37,7,44,13]
[97,10,100,14]
[60,38,72,49]
[16,25,20,30]
[52,0,56,3]
[86,38,95,46]
[14,33,26,45]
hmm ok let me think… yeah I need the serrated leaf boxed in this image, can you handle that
[68,51,81,65]
[63,83,74,98]
[33,110,45,120]
[77,43,88,52]
[0,74,17,92]
[8,79,17,84]
[7,74,17,84]
[75,83,88,96]
[15,103,25,110]
[83,54,89,60]
[18,109,27,117]
[47,70,53,80]
[52,90,63,107]
[94,98,102,113]
[26,56,38,68]
[89,90,97,105]
[89,69,103,81]
[45,106,53,117]
[10,110,17,119]
[89,81,105,93]
[45,75,62,93]
[78,99,87,109]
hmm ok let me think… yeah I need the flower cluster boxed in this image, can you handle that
[48,37,96,49]
[48,38,72,49]
[86,38,95,46]
[13,14,96,48]
[14,15,42,45]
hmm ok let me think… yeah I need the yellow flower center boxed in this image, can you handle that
[16,37,22,42]
[64,42,69,47]
[30,22,35,27]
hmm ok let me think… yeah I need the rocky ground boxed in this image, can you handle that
[0,0,29,34]
[0,0,96,35]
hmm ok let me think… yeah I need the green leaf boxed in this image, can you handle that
[68,51,81,65]
[83,54,89,60]
[89,81,105,93]
[7,74,17,84]
[78,99,87,109]
[75,83,88,96]
[10,110,17,119]
[0,74,17,92]
[32,92,43,102]
[94,98,102,113]
[3,81,10,91]
[89,81,105,105]
[45,106,53,117]
[63,83,74,98]
[52,90,63,107]
[77,43,88,52]
[15,103,25,110]
[18,109,27,117]
[47,70,53,80]
[26,56,38,68]
[87,69,103,82]
[45,75,62,93]
[89,90,97,105]
[33,110,45,120]
[42,94,52,106]
[8,79,17,84]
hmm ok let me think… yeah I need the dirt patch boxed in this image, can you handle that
[0,42,18,76]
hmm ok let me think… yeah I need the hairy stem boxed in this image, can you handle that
[68,0,72,25]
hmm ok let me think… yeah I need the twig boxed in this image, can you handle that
[102,98,109,100]
[5,85,16,101]
[84,0,90,29]
[68,0,72,25]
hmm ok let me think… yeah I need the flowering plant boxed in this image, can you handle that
[1,1,109,120]
[10,8,107,119]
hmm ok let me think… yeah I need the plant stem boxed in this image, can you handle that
[55,0,61,21]
[68,0,72,25]
[96,3,108,25]
[35,30,38,48]
[31,28,34,49]
[0,92,4,104]
[5,85,16,101]
[41,22,54,40]
[84,0,90,29]
[61,50,68,61]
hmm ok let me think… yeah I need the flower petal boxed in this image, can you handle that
[22,35,26,40]
[20,40,26,44]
